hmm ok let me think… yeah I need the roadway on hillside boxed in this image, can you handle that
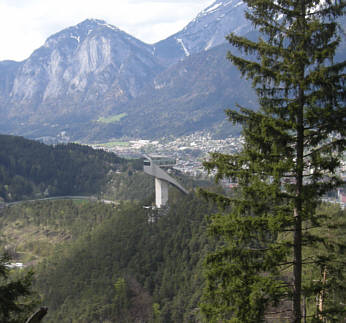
[2,196,118,207]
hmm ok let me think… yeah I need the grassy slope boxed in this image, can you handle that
[0,200,117,264]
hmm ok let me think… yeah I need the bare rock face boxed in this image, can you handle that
[1,19,163,123]
[0,1,343,141]
[0,1,252,140]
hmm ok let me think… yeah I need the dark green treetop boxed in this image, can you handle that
[201,0,345,322]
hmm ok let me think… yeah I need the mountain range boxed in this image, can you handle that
[0,0,344,142]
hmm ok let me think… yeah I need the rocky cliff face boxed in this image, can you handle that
[1,19,163,123]
[1,1,251,139]
[1,0,343,141]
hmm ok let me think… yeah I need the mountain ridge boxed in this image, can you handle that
[153,0,250,64]
[1,0,253,141]
[0,0,344,142]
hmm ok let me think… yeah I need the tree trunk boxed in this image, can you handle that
[318,267,327,322]
[293,72,305,323]
[293,206,302,323]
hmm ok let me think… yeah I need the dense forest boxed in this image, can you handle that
[0,135,218,322]
[1,135,344,322]
[1,193,216,322]
[34,193,214,322]
[0,200,121,263]
[0,134,141,202]
[2,190,344,322]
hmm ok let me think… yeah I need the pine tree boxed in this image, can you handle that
[0,254,38,323]
[201,0,345,321]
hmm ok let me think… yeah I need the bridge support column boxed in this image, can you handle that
[155,178,168,208]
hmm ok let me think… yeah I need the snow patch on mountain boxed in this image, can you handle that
[2,17,164,116]
[206,2,222,13]
[97,21,120,32]
[70,34,80,43]
[154,0,250,62]
[234,1,243,8]
[205,37,215,51]
[176,38,190,56]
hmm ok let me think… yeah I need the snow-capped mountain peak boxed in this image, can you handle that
[75,19,121,32]
[42,19,123,49]
[197,0,243,19]
[153,0,250,63]
[1,17,163,122]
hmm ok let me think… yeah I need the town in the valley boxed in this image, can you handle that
[91,132,244,177]
[90,132,346,209]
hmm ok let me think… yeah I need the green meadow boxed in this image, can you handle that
[96,113,127,124]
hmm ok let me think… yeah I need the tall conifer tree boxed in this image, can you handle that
[201,0,345,321]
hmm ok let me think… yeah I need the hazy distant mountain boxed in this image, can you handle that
[83,44,255,141]
[0,19,163,127]
[153,0,251,64]
[0,1,253,141]
[0,0,343,142]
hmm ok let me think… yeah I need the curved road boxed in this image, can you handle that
[2,196,118,207]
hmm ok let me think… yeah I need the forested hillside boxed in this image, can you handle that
[34,192,213,323]
[0,192,216,322]
[3,193,343,322]
[0,135,140,202]
[0,133,344,322]
[0,134,218,322]
[0,200,120,264]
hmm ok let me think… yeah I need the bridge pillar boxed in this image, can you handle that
[144,155,188,208]
[155,178,168,208]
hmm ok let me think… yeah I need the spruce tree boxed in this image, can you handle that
[0,254,38,323]
[201,0,345,322]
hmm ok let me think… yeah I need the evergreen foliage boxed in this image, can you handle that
[0,134,221,322]
[1,160,344,322]
[103,172,155,202]
[0,135,133,202]
[0,200,120,263]
[34,193,214,322]
[301,204,346,322]
[201,0,345,321]
[0,254,38,323]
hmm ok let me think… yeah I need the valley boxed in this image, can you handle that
[0,0,345,322]
[0,134,219,322]
[91,131,244,176]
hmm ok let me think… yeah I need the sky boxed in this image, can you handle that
[0,0,215,62]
